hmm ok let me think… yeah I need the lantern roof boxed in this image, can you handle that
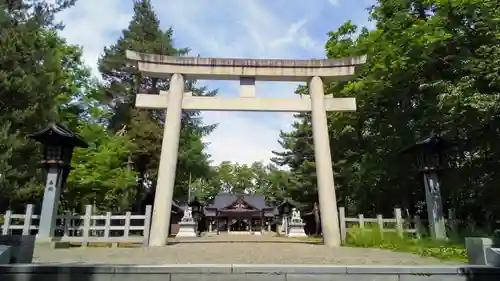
[277,200,294,208]
[28,123,88,148]
[188,196,202,206]
[277,199,296,212]
[400,134,455,154]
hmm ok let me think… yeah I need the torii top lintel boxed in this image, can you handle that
[125,50,366,82]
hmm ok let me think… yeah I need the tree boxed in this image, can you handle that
[0,0,85,211]
[97,0,216,209]
[63,84,137,212]
[273,0,500,231]
[272,107,319,208]
[207,161,292,206]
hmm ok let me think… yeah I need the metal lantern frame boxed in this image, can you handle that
[278,200,293,217]
[401,135,455,172]
[273,214,281,222]
[28,123,88,167]
[188,196,203,219]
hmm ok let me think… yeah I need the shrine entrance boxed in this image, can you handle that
[126,50,366,247]
[203,193,274,235]
[230,219,249,232]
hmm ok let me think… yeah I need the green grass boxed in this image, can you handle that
[297,225,468,262]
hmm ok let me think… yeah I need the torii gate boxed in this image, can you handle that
[126,50,366,247]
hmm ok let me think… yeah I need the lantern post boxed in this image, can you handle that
[189,197,203,220]
[402,135,454,240]
[188,197,203,235]
[278,200,293,235]
[28,123,87,242]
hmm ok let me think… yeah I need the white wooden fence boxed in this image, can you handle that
[0,204,152,247]
[338,207,457,243]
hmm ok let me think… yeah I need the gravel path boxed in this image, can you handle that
[33,234,459,265]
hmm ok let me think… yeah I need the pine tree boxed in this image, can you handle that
[98,0,216,210]
[0,0,81,211]
[274,0,500,227]
[271,84,318,207]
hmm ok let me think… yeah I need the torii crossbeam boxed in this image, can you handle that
[126,50,366,248]
[136,91,356,112]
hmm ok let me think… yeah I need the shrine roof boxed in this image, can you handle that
[218,209,264,213]
[207,193,274,210]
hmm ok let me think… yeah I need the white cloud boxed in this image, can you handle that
[203,112,286,165]
[152,0,324,165]
[54,0,366,166]
[328,0,340,6]
[55,0,132,77]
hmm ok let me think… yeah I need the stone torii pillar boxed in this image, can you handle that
[309,76,339,246]
[149,73,185,246]
[126,51,366,247]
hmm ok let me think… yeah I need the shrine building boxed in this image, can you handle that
[168,192,278,236]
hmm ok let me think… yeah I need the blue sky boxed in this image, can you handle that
[55,0,375,165]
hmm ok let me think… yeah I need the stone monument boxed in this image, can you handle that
[287,208,307,238]
[175,207,197,238]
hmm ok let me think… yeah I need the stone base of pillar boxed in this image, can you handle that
[288,222,307,238]
[34,235,55,244]
[175,221,197,238]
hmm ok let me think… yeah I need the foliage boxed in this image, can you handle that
[97,0,216,207]
[299,224,467,262]
[273,0,500,231]
[64,101,137,212]
[2,1,500,251]
[0,0,84,211]
[346,225,467,262]
[190,161,291,205]
[0,0,217,215]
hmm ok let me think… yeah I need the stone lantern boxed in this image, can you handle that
[278,200,293,217]
[188,197,203,221]
[277,200,294,235]
[28,123,87,241]
[402,134,455,240]
[176,197,202,238]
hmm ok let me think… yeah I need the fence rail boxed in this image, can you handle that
[1,204,456,245]
[338,207,457,243]
[0,204,152,247]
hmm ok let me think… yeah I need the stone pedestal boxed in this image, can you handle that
[175,207,197,238]
[0,246,11,264]
[287,209,307,238]
[288,221,307,238]
[0,235,35,263]
[176,220,197,238]
[487,248,500,267]
[466,237,500,266]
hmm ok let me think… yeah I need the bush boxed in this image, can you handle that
[345,224,467,262]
